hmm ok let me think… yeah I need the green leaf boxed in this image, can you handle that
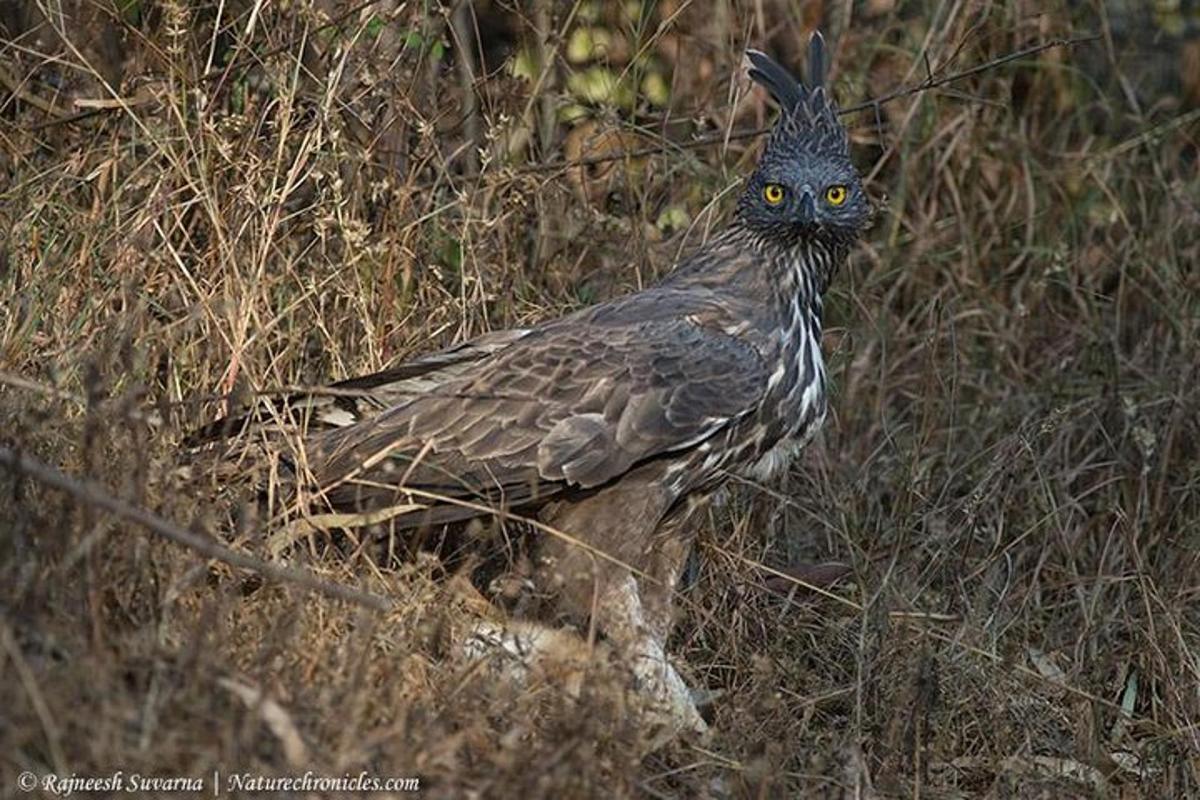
[117,0,141,26]
[403,30,424,51]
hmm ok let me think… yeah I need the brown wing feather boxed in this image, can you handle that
[307,310,768,521]
[186,328,531,446]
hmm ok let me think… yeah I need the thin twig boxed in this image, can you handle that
[20,0,388,131]
[450,0,481,176]
[0,59,72,118]
[506,33,1100,175]
[718,546,1164,729]
[848,34,1100,115]
[0,445,394,612]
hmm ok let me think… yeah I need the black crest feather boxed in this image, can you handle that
[744,30,827,113]
[744,31,846,158]
[745,48,805,113]
[808,29,828,91]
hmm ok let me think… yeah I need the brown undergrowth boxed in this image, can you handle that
[2,1,1198,797]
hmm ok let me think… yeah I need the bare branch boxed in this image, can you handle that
[0,445,394,613]
[510,34,1100,175]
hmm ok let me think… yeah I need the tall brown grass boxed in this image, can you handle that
[2,1,1198,796]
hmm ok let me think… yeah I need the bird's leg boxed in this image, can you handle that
[598,572,708,748]
[639,497,707,644]
[535,469,708,747]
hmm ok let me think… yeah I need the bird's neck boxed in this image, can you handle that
[664,222,844,322]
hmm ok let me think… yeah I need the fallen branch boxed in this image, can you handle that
[0,445,393,613]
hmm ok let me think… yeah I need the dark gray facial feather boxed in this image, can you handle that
[737,32,869,247]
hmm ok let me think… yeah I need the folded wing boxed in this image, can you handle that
[306,314,767,524]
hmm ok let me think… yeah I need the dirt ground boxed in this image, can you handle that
[2,1,1198,797]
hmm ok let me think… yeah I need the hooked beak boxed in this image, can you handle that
[797,190,817,225]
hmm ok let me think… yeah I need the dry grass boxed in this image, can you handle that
[2,1,1199,797]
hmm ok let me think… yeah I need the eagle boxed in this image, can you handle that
[195,32,869,745]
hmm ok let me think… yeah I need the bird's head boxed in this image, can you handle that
[737,33,869,248]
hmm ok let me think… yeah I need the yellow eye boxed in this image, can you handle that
[763,183,785,205]
[825,185,848,206]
